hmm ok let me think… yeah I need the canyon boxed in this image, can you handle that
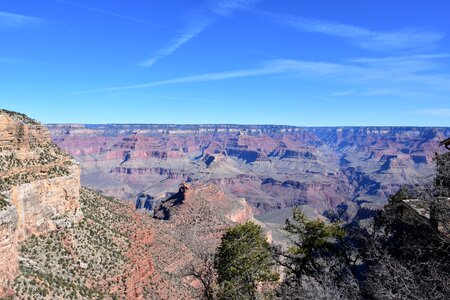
[2,111,449,298]
[48,124,450,221]
[0,110,256,299]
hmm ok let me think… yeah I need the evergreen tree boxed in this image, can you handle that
[214,221,279,299]
[281,208,345,279]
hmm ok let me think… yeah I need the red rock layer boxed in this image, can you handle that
[48,124,450,219]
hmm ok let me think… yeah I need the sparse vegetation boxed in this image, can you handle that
[0,109,40,126]
[13,188,137,299]
[0,193,10,210]
[0,140,72,192]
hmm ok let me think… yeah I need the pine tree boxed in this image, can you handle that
[214,221,279,299]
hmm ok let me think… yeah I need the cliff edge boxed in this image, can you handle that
[0,109,82,297]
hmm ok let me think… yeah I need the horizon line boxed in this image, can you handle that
[45,123,450,129]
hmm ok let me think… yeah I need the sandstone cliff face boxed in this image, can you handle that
[0,111,49,149]
[0,204,19,298]
[5,163,82,241]
[0,109,82,297]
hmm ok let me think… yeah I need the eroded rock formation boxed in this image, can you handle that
[0,110,82,297]
[48,124,450,221]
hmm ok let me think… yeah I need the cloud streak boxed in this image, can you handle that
[140,17,213,67]
[70,53,450,96]
[70,61,290,95]
[65,59,383,95]
[256,10,444,53]
[140,0,261,68]
[0,11,44,29]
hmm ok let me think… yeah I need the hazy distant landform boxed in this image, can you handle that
[48,124,450,221]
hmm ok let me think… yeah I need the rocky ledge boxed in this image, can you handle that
[0,109,83,297]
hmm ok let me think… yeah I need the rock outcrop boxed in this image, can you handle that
[148,182,256,298]
[0,204,18,297]
[0,109,82,297]
[4,163,82,241]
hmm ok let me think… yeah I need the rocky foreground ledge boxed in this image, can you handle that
[0,110,82,297]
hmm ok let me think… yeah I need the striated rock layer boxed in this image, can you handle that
[0,109,82,297]
[48,124,450,220]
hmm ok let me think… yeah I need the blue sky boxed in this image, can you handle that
[1,0,450,125]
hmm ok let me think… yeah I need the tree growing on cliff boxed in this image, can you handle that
[273,208,355,299]
[214,221,279,299]
[278,208,345,279]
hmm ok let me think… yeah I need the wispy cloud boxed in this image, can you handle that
[256,10,444,53]
[347,53,450,89]
[140,0,261,68]
[0,11,44,29]
[140,16,213,67]
[56,0,171,30]
[70,61,289,95]
[70,52,450,96]
[410,109,450,116]
[66,59,390,96]
[330,87,430,98]
[351,53,450,63]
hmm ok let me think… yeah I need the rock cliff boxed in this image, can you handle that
[0,109,82,297]
[0,203,18,297]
